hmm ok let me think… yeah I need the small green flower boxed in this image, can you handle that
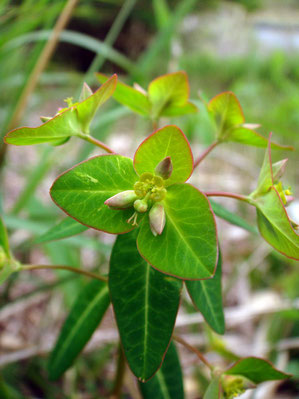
[50,125,218,280]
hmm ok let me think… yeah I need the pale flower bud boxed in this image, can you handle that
[104,190,137,209]
[149,203,166,236]
[155,157,173,180]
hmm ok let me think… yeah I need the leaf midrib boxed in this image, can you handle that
[165,206,212,275]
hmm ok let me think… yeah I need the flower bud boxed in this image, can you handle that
[134,199,148,213]
[104,190,137,209]
[79,82,93,102]
[149,203,166,236]
[272,159,288,183]
[155,157,173,180]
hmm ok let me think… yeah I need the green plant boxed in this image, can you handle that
[1,70,298,398]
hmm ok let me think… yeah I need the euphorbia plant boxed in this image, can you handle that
[2,71,297,398]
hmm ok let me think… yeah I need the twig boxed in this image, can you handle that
[205,191,252,204]
[194,141,219,168]
[111,344,126,399]
[22,264,108,282]
[78,134,114,153]
[173,334,213,370]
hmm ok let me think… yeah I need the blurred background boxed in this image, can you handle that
[0,1,298,398]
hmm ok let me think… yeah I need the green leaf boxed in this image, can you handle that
[208,92,293,150]
[97,73,151,116]
[139,342,184,399]
[50,155,139,234]
[4,75,117,145]
[186,251,225,334]
[134,126,193,186]
[48,279,110,380]
[203,377,221,399]
[97,72,196,119]
[160,102,197,117]
[256,187,299,260]
[109,230,182,381]
[210,200,258,235]
[148,71,194,119]
[228,126,293,150]
[35,217,88,244]
[224,357,291,384]
[137,184,218,280]
[208,91,244,137]
[0,216,11,258]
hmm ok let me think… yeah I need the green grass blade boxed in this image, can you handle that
[48,279,110,380]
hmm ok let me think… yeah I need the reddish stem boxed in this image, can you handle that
[205,191,251,204]
[81,134,114,153]
[194,141,219,168]
[173,335,213,370]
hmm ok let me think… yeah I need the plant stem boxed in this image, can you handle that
[173,335,213,370]
[7,0,79,131]
[205,191,252,204]
[22,264,108,282]
[194,141,219,168]
[111,344,126,399]
[79,134,114,153]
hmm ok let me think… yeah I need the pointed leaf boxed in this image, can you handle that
[48,279,110,380]
[5,75,117,145]
[186,251,225,334]
[109,230,182,381]
[76,74,117,133]
[148,71,191,119]
[97,73,150,116]
[134,126,193,186]
[137,184,218,280]
[208,92,292,150]
[224,357,291,384]
[0,216,11,258]
[228,126,293,150]
[35,217,88,244]
[208,92,244,137]
[50,155,139,234]
[256,187,299,260]
[203,377,221,399]
[139,342,184,399]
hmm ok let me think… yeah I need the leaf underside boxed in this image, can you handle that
[109,230,182,381]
